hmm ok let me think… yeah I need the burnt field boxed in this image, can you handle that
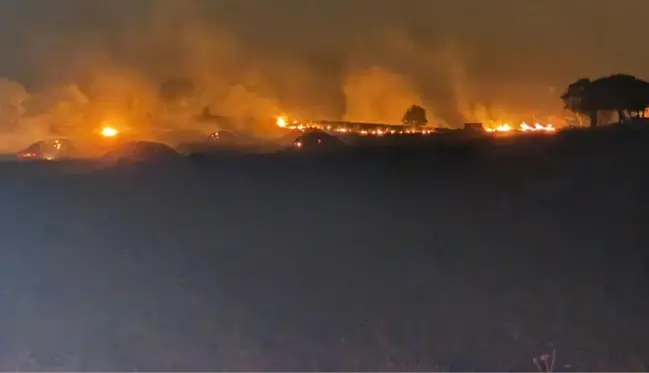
[0,124,648,371]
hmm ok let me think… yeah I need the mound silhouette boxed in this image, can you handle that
[1,124,649,371]
[101,141,184,164]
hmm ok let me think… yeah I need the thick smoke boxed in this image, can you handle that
[342,66,426,124]
[0,0,648,151]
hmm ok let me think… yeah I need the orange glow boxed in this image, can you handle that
[486,123,513,133]
[276,116,288,128]
[541,123,556,132]
[275,115,435,136]
[486,122,557,134]
[520,122,533,131]
[101,126,119,137]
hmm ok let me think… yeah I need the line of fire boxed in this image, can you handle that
[87,113,558,151]
[17,102,562,161]
[65,111,559,146]
[274,115,556,136]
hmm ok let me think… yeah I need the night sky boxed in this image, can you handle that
[0,0,647,127]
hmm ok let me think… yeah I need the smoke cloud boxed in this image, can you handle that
[342,66,425,124]
[0,0,647,150]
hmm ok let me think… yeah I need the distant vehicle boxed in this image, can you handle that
[101,141,183,164]
[17,139,77,160]
[293,131,345,151]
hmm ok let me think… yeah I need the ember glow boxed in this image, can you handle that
[520,122,556,132]
[485,122,556,134]
[487,123,513,133]
[276,115,558,137]
[276,116,288,128]
[101,126,119,137]
[275,115,434,136]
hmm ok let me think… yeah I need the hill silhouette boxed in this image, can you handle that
[0,122,648,370]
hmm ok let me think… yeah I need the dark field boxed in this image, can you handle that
[1,125,648,371]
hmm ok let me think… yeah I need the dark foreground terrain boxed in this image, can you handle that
[1,125,648,371]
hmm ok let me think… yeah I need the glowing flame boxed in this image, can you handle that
[487,122,557,134]
[520,122,533,132]
[275,115,434,136]
[487,123,512,132]
[101,126,119,137]
[541,123,556,132]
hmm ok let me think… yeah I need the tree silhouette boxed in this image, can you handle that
[402,105,428,127]
[561,78,591,122]
[562,74,649,127]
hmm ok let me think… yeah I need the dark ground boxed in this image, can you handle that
[0,125,648,371]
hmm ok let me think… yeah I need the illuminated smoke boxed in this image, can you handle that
[0,0,634,151]
[342,66,425,124]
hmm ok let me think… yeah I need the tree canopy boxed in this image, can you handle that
[402,105,428,127]
[561,74,649,127]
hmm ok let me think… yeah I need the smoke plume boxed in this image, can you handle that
[0,0,647,150]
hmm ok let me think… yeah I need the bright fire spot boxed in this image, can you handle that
[487,123,512,132]
[487,122,556,134]
[101,126,119,137]
[276,116,288,128]
[541,123,556,132]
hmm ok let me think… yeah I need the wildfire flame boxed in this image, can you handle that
[101,126,119,137]
[276,116,288,128]
[486,122,556,134]
[275,115,557,136]
[520,122,556,132]
[276,115,432,136]
[486,123,513,133]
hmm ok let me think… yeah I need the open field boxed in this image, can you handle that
[0,124,648,371]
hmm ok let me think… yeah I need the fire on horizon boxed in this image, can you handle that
[275,116,556,136]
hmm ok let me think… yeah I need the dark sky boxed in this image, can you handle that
[0,0,647,128]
